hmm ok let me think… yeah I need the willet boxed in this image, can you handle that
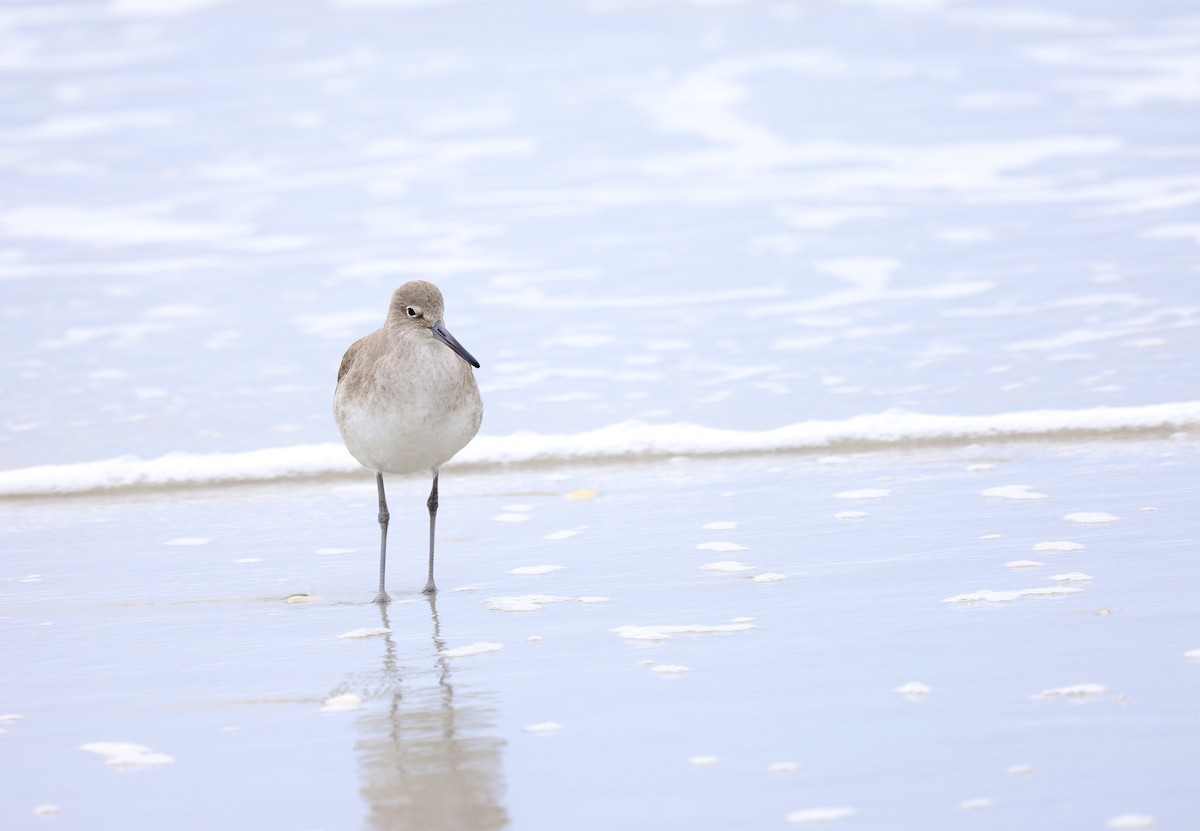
[334,281,483,603]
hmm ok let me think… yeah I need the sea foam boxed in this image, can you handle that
[2,401,1197,496]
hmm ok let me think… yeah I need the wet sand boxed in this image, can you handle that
[3,439,1198,830]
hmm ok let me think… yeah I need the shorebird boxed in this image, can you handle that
[334,281,483,603]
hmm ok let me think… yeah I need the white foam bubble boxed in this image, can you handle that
[1034,541,1085,552]
[577,596,611,604]
[1108,815,1156,830]
[523,722,563,735]
[699,561,754,573]
[1030,683,1107,701]
[493,513,531,523]
[320,694,362,713]
[614,621,755,641]
[768,761,799,774]
[1049,572,1092,583]
[1006,560,1044,569]
[753,573,787,583]
[689,755,719,767]
[339,627,390,639]
[1185,649,1200,662]
[835,510,868,519]
[1007,763,1034,775]
[1065,512,1120,524]
[835,488,890,499]
[6,402,1200,495]
[33,804,61,817]
[439,642,504,658]
[959,798,993,811]
[80,742,174,768]
[166,537,210,546]
[984,484,1047,500]
[894,681,932,698]
[943,586,1083,604]
[696,541,747,552]
[233,558,262,564]
[542,530,579,540]
[486,595,571,612]
[787,807,857,824]
[651,664,690,675]
[511,565,565,575]
[701,521,738,530]
[0,714,25,723]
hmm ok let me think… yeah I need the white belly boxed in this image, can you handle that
[334,337,483,475]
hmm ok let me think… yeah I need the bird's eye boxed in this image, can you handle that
[406,307,418,318]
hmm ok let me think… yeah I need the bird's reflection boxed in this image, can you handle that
[332,596,508,830]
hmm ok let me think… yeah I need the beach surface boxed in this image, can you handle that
[4,439,1200,830]
[3,0,1200,827]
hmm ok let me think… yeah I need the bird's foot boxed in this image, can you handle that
[421,581,438,595]
[373,591,392,605]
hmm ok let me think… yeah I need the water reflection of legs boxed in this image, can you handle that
[350,596,509,830]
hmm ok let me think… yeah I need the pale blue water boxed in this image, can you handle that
[2,1,1200,829]
[2,0,1199,470]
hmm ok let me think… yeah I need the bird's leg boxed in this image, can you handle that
[422,471,440,595]
[374,471,391,604]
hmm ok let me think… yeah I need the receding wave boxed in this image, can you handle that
[2,401,1197,497]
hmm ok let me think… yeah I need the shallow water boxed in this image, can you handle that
[4,442,1200,829]
[2,0,1200,828]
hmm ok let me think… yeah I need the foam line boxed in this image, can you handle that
[1,401,1197,496]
